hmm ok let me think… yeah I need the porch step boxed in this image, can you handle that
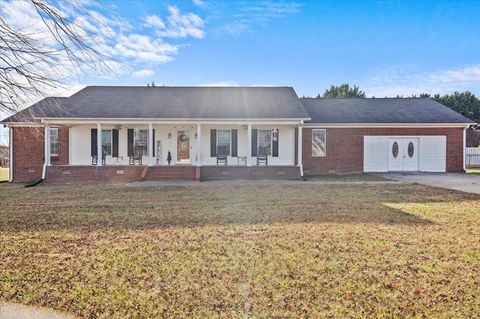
[143,166,196,180]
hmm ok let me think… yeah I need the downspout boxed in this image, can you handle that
[298,120,304,178]
[463,126,468,171]
[8,125,13,182]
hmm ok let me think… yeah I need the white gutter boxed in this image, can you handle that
[42,125,49,179]
[463,127,467,171]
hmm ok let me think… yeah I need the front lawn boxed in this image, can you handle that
[0,183,479,318]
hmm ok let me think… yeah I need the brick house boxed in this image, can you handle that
[1,86,475,183]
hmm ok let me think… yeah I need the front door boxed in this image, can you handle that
[177,131,190,162]
[388,138,419,171]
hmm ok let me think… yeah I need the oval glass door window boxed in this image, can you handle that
[408,142,414,158]
[392,142,399,158]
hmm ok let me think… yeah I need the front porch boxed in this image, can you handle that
[42,121,304,183]
[63,123,298,167]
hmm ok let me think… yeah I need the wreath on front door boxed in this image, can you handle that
[178,133,188,142]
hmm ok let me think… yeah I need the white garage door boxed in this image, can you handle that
[364,136,446,172]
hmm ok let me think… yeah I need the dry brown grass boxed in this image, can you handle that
[0,182,479,318]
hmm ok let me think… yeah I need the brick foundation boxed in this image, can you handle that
[302,127,465,174]
[200,166,300,180]
[44,166,145,184]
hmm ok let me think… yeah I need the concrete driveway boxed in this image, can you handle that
[379,172,480,194]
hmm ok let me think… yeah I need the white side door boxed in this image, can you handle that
[403,138,419,171]
[388,139,403,171]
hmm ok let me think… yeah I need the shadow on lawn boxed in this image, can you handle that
[1,182,478,231]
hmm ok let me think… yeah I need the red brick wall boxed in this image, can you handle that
[12,127,44,182]
[12,126,69,182]
[45,166,145,184]
[302,127,465,174]
[201,166,300,180]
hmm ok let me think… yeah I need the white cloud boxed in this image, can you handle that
[364,64,480,97]
[144,15,165,29]
[114,34,178,63]
[224,1,301,35]
[193,0,206,7]
[0,0,207,114]
[145,6,205,39]
[132,69,155,78]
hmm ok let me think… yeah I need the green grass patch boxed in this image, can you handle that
[0,183,479,318]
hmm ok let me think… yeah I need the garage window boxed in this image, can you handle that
[312,129,326,157]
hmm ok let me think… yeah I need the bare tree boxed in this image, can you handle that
[0,0,115,114]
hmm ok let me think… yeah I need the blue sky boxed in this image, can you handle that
[87,0,480,97]
[1,0,480,145]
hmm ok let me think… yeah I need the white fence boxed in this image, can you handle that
[466,147,480,167]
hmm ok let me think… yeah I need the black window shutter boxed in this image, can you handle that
[112,129,119,157]
[231,129,238,157]
[210,129,217,157]
[251,129,257,157]
[91,128,97,157]
[272,129,279,157]
[127,129,134,157]
[152,129,156,157]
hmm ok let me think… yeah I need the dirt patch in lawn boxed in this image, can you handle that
[0,183,479,318]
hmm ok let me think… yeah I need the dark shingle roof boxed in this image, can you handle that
[1,97,67,123]
[1,86,310,122]
[301,98,475,124]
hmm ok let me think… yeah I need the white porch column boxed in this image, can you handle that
[148,123,154,166]
[196,123,201,166]
[97,123,102,163]
[44,125,51,166]
[298,124,303,176]
[247,123,252,166]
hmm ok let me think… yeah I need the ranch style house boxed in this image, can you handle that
[1,86,475,184]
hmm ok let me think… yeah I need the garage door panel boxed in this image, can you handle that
[364,137,388,172]
[419,136,446,172]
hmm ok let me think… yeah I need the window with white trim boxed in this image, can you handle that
[50,127,59,156]
[217,130,231,156]
[258,130,272,156]
[312,129,326,157]
[102,130,112,155]
[134,129,148,156]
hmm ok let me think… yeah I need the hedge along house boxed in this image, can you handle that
[1,86,475,184]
